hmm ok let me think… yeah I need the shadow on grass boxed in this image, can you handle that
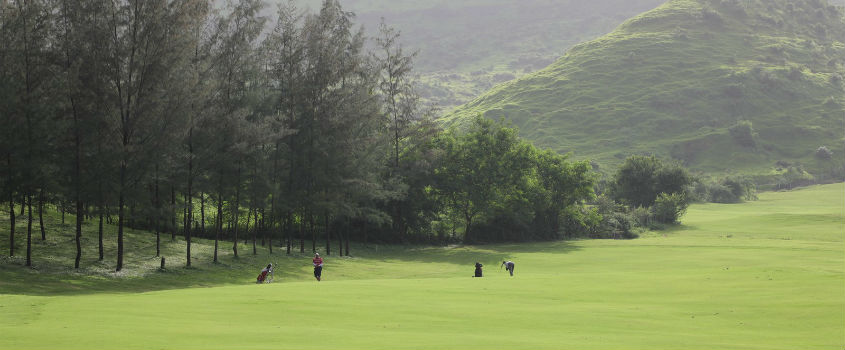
[350,239,582,266]
[1,211,582,296]
[657,223,694,235]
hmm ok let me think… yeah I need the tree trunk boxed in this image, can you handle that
[182,192,187,237]
[325,212,330,256]
[214,191,223,263]
[246,207,252,246]
[98,206,104,261]
[98,177,104,261]
[170,185,176,241]
[71,85,83,268]
[38,191,45,240]
[154,164,160,257]
[264,209,271,254]
[299,212,304,254]
[186,149,193,268]
[310,213,315,253]
[200,192,205,236]
[345,222,349,256]
[26,193,32,266]
[259,210,265,247]
[8,153,14,257]
[464,204,473,241]
[61,207,65,224]
[338,220,342,257]
[116,162,126,272]
[232,164,241,257]
[464,213,473,244]
[249,207,256,255]
[75,196,83,269]
[285,212,291,255]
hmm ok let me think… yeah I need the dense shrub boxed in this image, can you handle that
[815,146,833,160]
[708,183,738,203]
[830,73,843,87]
[584,195,639,239]
[787,64,805,81]
[701,8,724,24]
[560,205,601,239]
[729,120,756,147]
[686,180,710,203]
[470,209,533,243]
[612,155,692,207]
[704,177,757,203]
[775,166,816,190]
[629,206,653,228]
[592,194,619,216]
[651,193,689,224]
[722,177,757,201]
[591,212,638,239]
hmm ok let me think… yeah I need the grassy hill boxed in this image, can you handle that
[444,0,845,179]
[1,183,842,349]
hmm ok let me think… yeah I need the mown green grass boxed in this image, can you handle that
[1,183,843,349]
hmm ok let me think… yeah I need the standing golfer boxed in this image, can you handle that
[501,260,515,276]
[312,253,323,281]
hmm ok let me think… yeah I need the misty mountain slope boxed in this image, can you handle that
[445,0,845,178]
[258,0,667,110]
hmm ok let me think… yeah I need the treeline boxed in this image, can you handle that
[0,0,596,271]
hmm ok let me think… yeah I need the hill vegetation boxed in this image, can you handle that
[445,0,845,183]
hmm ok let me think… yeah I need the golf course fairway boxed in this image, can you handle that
[1,183,843,349]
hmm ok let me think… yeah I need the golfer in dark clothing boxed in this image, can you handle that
[501,260,515,276]
[312,253,323,281]
[474,262,483,277]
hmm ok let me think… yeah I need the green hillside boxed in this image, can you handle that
[445,0,845,179]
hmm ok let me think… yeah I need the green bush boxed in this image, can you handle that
[592,212,638,239]
[708,183,738,203]
[722,176,757,201]
[651,193,689,224]
[561,205,601,239]
[704,177,757,203]
[815,146,833,160]
[729,120,756,147]
[686,180,710,203]
[612,155,692,207]
[776,166,816,190]
[629,206,653,228]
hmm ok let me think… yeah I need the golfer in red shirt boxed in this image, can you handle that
[312,253,323,281]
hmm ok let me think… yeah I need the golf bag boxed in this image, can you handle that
[256,264,273,283]
[257,270,269,283]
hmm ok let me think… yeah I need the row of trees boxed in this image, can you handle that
[1,0,597,271]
